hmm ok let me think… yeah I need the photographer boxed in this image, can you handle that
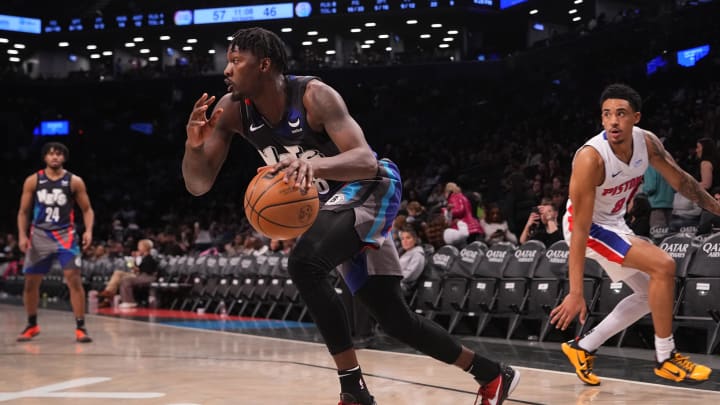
[519,200,563,247]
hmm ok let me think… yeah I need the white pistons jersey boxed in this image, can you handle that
[568,126,648,229]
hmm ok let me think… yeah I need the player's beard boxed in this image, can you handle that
[230,89,246,102]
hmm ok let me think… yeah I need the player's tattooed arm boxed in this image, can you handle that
[646,131,720,216]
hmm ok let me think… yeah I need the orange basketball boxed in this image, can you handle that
[244,167,319,240]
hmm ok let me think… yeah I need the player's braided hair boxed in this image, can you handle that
[230,27,287,73]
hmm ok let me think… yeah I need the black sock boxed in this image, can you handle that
[28,315,37,327]
[465,353,501,385]
[338,366,373,404]
[76,318,85,329]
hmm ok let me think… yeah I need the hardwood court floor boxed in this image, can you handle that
[1,304,719,404]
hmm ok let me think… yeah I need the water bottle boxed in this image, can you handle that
[148,289,157,309]
[88,290,99,314]
[218,301,227,318]
[113,294,121,309]
[41,292,48,308]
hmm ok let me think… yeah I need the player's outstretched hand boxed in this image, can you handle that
[550,293,587,331]
[186,93,223,148]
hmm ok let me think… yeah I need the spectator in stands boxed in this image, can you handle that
[697,187,720,235]
[627,193,651,237]
[696,137,720,225]
[281,238,296,254]
[224,233,245,256]
[643,165,675,237]
[422,213,447,249]
[398,227,426,294]
[519,200,562,247]
[442,182,483,247]
[269,239,284,253]
[481,204,518,245]
[93,244,108,261]
[696,137,720,192]
[193,220,213,250]
[1,233,22,279]
[2,233,21,263]
[405,201,429,237]
[157,231,186,256]
[670,192,702,233]
[118,239,159,309]
[391,215,408,252]
[241,235,269,256]
[97,239,154,306]
[425,184,446,210]
[551,190,568,222]
[107,241,124,259]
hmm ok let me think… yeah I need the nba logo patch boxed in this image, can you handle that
[325,194,345,206]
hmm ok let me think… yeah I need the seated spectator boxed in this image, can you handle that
[391,214,408,252]
[480,204,518,246]
[398,227,426,294]
[627,193,651,237]
[519,200,563,247]
[551,190,568,223]
[281,238,296,254]
[670,192,702,234]
[442,182,484,247]
[118,239,159,309]
[405,201,429,236]
[269,239,284,253]
[157,231,186,256]
[643,163,674,238]
[697,187,720,235]
[224,233,245,256]
[242,235,269,256]
[423,213,448,249]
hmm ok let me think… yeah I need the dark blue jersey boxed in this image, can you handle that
[32,170,75,231]
[239,75,344,202]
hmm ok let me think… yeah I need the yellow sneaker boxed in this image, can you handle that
[655,351,712,382]
[561,340,601,386]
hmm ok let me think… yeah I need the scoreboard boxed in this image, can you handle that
[315,0,472,15]
[37,0,496,34]
[43,12,167,33]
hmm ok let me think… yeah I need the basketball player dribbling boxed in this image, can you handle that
[182,27,519,405]
[17,142,94,343]
[550,84,720,385]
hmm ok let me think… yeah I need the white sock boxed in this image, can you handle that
[578,273,650,352]
[578,292,649,352]
[655,335,675,363]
